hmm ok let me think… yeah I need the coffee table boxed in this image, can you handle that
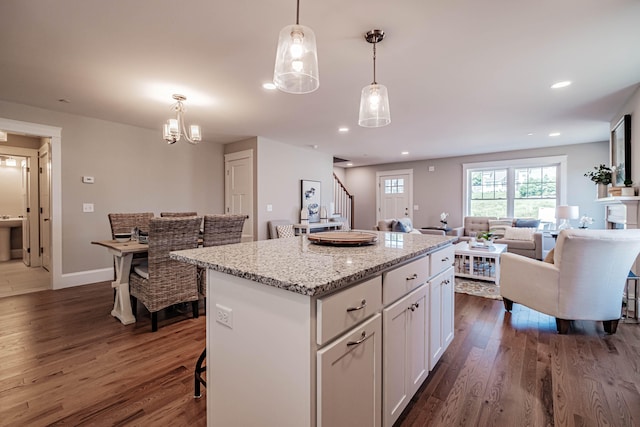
[453,242,508,284]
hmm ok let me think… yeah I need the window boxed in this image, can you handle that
[384,178,404,194]
[464,156,567,226]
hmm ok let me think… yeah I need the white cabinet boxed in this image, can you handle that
[429,266,454,369]
[382,284,429,427]
[317,313,382,427]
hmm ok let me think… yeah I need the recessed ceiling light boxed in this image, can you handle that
[527,133,533,136]
[549,132,561,137]
[262,82,276,90]
[551,81,572,89]
[401,151,409,155]
[346,163,353,166]
[338,127,349,133]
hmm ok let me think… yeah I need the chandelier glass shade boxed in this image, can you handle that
[273,0,319,94]
[358,29,391,128]
[162,94,201,145]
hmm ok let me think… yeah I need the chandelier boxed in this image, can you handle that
[358,29,391,128]
[273,0,319,94]
[162,94,202,145]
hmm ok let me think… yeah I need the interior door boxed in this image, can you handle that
[21,157,30,266]
[378,172,412,222]
[39,141,52,272]
[225,150,254,242]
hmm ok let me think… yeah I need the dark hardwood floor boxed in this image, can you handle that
[1,282,639,426]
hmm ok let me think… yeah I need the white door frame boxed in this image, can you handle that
[225,149,254,242]
[0,118,62,289]
[375,169,414,223]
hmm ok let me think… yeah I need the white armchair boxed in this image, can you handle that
[500,229,640,334]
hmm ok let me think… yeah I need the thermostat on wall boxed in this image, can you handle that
[82,176,95,184]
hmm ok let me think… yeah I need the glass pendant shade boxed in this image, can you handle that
[358,83,391,127]
[273,24,319,94]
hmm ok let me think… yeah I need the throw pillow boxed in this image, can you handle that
[515,218,541,229]
[276,224,295,238]
[393,217,413,233]
[503,227,535,241]
[543,248,555,263]
[488,219,513,238]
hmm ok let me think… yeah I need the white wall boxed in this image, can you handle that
[0,100,225,280]
[345,141,609,230]
[257,138,334,240]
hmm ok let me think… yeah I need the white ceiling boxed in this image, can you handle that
[1,0,639,166]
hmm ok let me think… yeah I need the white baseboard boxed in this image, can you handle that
[56,267,113,290]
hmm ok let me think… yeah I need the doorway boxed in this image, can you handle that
[0,136,50,297]
[376,169,414,223]
[0,118,60,296]
[224,149,254,242]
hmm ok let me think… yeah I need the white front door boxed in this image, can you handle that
[225,150,254,242]
[39,141,52,272]
[377,170,413,223]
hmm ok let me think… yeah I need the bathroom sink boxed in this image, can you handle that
[0,218,24,228]
[0,218,24,261]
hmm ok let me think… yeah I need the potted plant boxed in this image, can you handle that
[622,179,635,196]
[584,164,612,198]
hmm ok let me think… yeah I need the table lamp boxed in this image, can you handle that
[555,205,579,230]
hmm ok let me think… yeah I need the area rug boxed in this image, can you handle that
[454,277,502,300]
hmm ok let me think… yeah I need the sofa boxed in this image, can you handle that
[374,218,422,234]
[452,216,543,260]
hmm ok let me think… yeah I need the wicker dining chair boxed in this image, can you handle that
[129,216,202,332]
[160,212,198,217]
[108,212,154,236]
[194,213,247,398]
[107,212,155,283]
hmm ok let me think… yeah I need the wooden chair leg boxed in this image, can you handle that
[556,318,570,334]
[603,319,619,334]
[502,297,513,312]
[151,312,158,332]
[192,301,199,318]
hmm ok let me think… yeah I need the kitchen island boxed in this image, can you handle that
[172,231,457,427]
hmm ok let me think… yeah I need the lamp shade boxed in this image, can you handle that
[358,83,391,127]
[556,205,579,220]
[273,24,319,94]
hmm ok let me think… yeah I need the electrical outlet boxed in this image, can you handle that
[83,203,94,212]
[215,304,233,329]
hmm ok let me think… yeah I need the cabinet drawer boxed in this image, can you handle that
[317,276,382,346]
[383,255,429,305]
[430,245,455,276]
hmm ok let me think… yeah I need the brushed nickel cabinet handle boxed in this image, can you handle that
[347,299,367,312]
[347,331,367,346]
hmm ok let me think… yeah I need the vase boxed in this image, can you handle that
[597,183,609,199]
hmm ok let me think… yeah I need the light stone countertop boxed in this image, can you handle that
[171,231,456,297]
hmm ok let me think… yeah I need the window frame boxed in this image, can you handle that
[462,156,568,218]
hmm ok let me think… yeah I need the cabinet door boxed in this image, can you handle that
[441,267,454,350]
[383,285,429,427]
[429,267,454,370]
[429,274,443,370]
[317,313,382,427]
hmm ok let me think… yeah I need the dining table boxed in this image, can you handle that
[92,239,148,325]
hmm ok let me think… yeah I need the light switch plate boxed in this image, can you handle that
[83,203,94,212]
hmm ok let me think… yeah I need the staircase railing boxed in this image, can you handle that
[333,173,354,230]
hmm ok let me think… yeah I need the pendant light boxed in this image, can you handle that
[358,29,391,128]
[162,94,202,145]
[273,0,319,94]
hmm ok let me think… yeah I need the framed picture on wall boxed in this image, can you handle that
[611,114,632,186]
[301,180,321,223]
